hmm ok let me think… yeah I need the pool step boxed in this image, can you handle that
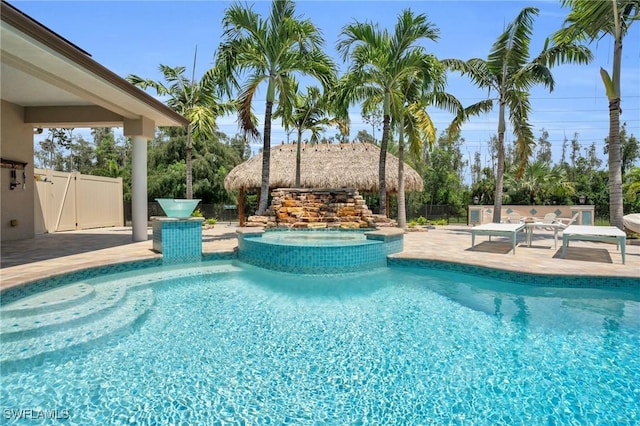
[0,288,154,364]
[0,262,242,364]
[1,283,96,318]
[1,283,128,339]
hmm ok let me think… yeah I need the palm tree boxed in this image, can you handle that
[554,0,639,230]
[275,84,332,187]
[506,161,575,205]
[216,0,336,214]
[127,61,226,199]
[393,74,446,227]
[396,100,436,227]
[444,7,592,223]
[336,9,440,215]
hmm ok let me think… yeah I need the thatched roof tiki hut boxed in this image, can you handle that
[224,143,424,225]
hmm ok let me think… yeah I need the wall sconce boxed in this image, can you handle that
[578,195,586,204]
[472,195,479,205]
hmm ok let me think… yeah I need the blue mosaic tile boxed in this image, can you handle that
[202,252,236,262]
[506,208,513,214]
[554,208,563,217]
[387,258,640,289]
[237,231,402,274]
[154,220,202,261]
[529,208,538,216]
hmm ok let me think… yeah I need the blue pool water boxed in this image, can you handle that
[257,230,369,246]
[1,260,639,424]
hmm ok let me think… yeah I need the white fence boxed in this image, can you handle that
[34,168,123,234]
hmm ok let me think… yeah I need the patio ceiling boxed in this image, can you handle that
[0,1,188,130]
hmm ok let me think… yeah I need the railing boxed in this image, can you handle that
[124,202,609,226]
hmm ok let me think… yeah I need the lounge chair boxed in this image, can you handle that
[541,212,557,223]
[470,222,526,254]
[541,213,558,230]
[524,214,564,248]
[557,212,579,228]
[561,225,627,264]
[502,212,522,224]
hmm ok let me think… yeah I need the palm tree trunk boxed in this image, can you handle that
[379,114,391,217]
[238,188,245,226]
[609,29,624,230]
[295,129,303,187]
[186,124,193,199]
[493,102,506,223]
[257,100,274,215]
[608,97,623,229]
[397,121,406,228]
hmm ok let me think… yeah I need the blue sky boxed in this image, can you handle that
[14,0,640,176]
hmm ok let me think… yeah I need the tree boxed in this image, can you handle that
[35,137,58,170]
[217,0,336,214]
[146,128,244,204]
[398,69,492,227]
[92,128,128,178]
[127,60,225,199]
[71,135,94,174]
[605,124,640,178]
[471,151,482,186]
[275,84,332,187]
[505,161,575,205]
[354,129,375,144]
[535,129,552,165]
[445,7,592,223]
[554,0,639,229]
[420,133,469,214]
[227,134,252,162]
[362,107,383,144]
[336,9,440,215]
[39,128,75,171]
[623,166,640,211]
[471,167,497,206]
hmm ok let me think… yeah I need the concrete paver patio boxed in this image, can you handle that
[1,224,638,291]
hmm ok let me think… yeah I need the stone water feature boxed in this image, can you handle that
[245,188,396,228]
[152,199,203,262]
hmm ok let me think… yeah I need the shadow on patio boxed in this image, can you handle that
[1,229,150,268]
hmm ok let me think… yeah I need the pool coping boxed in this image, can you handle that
[1,225,638,294]
[2,248,638,304]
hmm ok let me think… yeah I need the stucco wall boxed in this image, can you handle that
[1,100,35,241]
[468,204,594,226]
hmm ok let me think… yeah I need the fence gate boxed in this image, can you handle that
[34,168,123,234]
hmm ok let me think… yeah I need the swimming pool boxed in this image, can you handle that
[1,260,638,424]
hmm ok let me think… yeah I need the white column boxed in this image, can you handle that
[131,135,148,242]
